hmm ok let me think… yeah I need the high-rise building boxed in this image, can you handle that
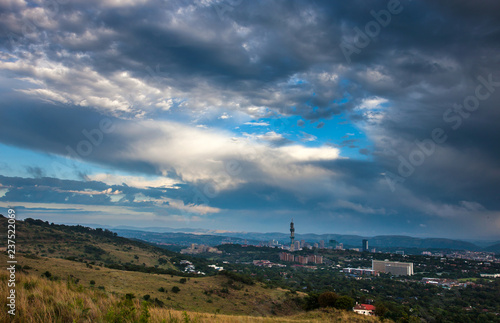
[372,260,413,276]
[279,252,295,262]
[290,219,295,246]
[362,239,369,252]
[294,240,300,250]
[319,240,325,249]
[300,239,305,248]
[297,255,308,264]
[307,255,323,264]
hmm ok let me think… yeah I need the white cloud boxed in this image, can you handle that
[88,173,179,189]
[98,119,342,195]
[300,131,317,142]
[356,96,388,110]
[244,121,270,126]
[278,145,339,162]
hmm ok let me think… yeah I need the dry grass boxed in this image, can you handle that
[5,253,308,316]
[0,273,382,323]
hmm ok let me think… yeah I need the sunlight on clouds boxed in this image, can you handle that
[88,173,180,189]
[278,145,339,161]
[0,188,8,198]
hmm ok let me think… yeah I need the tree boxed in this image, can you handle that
[335,296,355,310]
[304,293,320,311]
[375,302,389,317]
[318,291,339,308]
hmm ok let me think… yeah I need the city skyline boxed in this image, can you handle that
[1,1,500,239]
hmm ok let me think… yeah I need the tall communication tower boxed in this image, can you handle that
[290,219,295,246]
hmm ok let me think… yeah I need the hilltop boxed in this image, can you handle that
[0,215,182,273]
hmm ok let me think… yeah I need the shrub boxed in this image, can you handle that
[335,295,355,310]
[158,287,165,292]
[23,281,37,290]
[172,286,180,293]
[318,291,338,308]
[180,278,187,284]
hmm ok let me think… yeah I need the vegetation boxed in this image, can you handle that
[0,273,380,322]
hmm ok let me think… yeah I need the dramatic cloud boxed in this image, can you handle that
[0,0,499,238]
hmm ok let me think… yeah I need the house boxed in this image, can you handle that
[353,304,376,316]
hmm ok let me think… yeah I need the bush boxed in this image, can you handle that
[303,293,320,311]
[318,292,338,308]
[171,286,180,293]
[143,294,150,301]
[158,287,165,292]
[42,271,52,278]
[219,271,254,285]
[180,278,187,284]
[335,295,355,310]
[90,280,96,286]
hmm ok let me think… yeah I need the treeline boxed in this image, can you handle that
[218,270,254,285]
[24,218,117,238]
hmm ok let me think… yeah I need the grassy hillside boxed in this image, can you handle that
[0,272,380,322]
[0,216,383,321]
[0,216,186,273]
[1,253,306,317]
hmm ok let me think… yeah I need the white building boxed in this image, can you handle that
[372,259,414,276]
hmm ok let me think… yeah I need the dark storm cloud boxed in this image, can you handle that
[1,0,500,237]
[0,174,174,208]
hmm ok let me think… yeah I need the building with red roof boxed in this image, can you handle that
[353,304,376,316]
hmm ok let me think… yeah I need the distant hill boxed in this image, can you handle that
[113,229,261,246]
[0,215,181,273]
[484,242,500,254]
[211,231,483,251]
[56,220,488,252]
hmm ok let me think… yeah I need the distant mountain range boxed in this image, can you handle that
[64,222,500,253]
[113,229,262,247]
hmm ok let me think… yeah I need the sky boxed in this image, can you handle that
[1,0,500,239]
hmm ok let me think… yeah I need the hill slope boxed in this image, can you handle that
[0,215,181,272]
[0,272,380,322]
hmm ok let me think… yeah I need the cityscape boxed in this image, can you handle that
[1,0,500,322]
